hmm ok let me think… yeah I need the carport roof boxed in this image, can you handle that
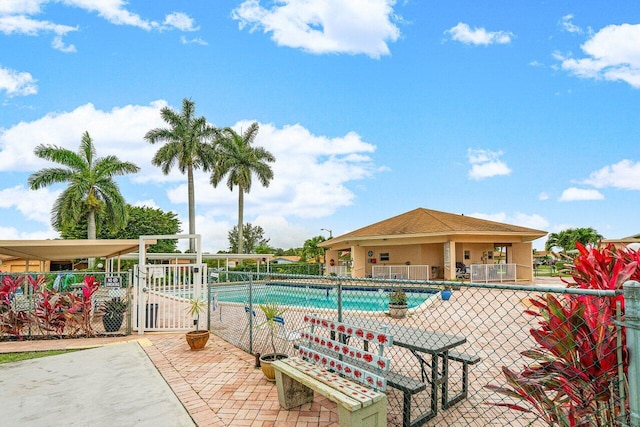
[0,239,155,261]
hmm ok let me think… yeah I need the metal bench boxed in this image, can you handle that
[272,314,392,427]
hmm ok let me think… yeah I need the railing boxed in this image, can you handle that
[326,265,349,276]
[470,263,516,283]
[372,264,430,280]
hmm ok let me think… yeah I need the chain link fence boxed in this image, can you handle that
[208,272,631,427]
[0,271,132,339]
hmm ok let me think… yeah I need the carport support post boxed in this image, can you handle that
[625,280,640,427]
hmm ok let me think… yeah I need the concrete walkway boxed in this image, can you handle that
[0,340,194,427]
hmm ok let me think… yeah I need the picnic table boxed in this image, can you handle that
[343,317,470,426]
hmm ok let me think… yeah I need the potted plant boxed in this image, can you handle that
[257,302,289,381]
[388,289,408,318]
[441,285,453,301]
[185,297,210,350]
[101,297,128,333]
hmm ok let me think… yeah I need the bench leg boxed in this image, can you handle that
[337,395,387,427]
[274,370,314,409]
[442,359,468,409]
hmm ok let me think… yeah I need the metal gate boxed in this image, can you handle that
[133,263,207,332]
[133,233,206,333]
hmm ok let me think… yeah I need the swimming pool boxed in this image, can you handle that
[211,283,436,312]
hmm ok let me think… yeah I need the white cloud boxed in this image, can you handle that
[538,192,549,201]
[133,199,160,209]
[467,148,511,180]
[0,0,44,15]
[232,0,401,58]
[0,14,78,37]
[445,22,513,46]
[172,120,380,219]
[164,12,198,31]
[557,23,640,88]
[558,187,604,201]
[0,185,59,225]
[0,64,38,97]
[467,211,549,231]
[52,35,76,52]
[61,0,156,30]
[560,14,583,34]
[180,35,208,46]
[0,100,167,174]
[0,1,199,52]
[0,225,57,240]
[583,159,640,190]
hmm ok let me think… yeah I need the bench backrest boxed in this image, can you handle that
[298,314,393,392]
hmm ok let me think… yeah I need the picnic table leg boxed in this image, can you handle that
[440,351,449,409]
[430,354,439,418]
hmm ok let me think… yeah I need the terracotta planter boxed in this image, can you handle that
[185,330,210,350]
[259,353,288,381]
[388,303,408,319]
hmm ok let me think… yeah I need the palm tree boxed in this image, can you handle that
[210,122,275,254]
[144,98,217,252]
[28,131,140,244]
[545,227,603,253]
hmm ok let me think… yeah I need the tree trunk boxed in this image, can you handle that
[187,163,196,253]
[87,209,96,269]
[238,187,244,254]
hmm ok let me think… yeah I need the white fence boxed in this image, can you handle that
[372,265,430,280]
[326,265,349,276]
[470,263,516,283]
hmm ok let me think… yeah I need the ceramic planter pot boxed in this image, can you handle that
[102,313,124,332]
[441,290,452,301]
[259,353,288,381]
[185,330,210,350]
[388,303,408,319]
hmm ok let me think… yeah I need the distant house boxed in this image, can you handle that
[319,208,547,282]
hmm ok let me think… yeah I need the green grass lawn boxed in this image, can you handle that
[0,349,81,364]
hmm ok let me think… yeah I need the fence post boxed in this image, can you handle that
[248,273,254,354]
[624,280,640,427]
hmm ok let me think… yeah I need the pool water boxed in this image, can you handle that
[212,284,435,312]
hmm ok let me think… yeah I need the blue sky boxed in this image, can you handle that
[1,0,639,253]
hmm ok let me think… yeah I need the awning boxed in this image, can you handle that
[0,239,156,261]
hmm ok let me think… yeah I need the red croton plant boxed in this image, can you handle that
[1,274,100,338]
[486,243,635,426]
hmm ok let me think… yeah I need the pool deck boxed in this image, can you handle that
[0,277,567,426]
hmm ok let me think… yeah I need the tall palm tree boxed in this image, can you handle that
[210,122,275,254]
[28,131,140,242]
[144,98,217,252]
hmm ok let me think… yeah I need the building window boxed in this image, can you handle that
[380,253,390,261]
[464,250,470,260]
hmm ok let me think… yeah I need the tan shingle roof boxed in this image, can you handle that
[323,208,546,243]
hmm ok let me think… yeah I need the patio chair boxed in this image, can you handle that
[273,316,303,343]
[455,262,470,280]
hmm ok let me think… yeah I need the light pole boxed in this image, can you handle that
[320,228,333,239]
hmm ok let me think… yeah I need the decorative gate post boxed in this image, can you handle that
[624,280,640,426]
